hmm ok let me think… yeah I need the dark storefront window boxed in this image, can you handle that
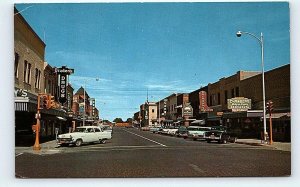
[231,88,235,98]
[218,92,220,105]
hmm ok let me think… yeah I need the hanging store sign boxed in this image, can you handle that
[91,98,95,117]
[183,102,193,117]
[59,74,67,104]
[56,66,74,104]
[228,97,251,112]
[199,91,213,112]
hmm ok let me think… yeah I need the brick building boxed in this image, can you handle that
[189,86,208,120]
[14,7,68,145]
[206,64,290,141]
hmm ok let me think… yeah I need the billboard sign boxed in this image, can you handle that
[228,97,251,112]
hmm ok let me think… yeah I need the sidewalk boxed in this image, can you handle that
[15,140,60,155]
[236,139,291,152]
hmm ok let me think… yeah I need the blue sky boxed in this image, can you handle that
[15,2,290,121]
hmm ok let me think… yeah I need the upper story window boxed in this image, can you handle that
[217,92,220,105]
[231,88,235,98]
[224,90,228,104]
[35,68,39,89]
[14,53,19,78]
[236,87,239,97]
[24,61,32,84]
[23,60,27,82]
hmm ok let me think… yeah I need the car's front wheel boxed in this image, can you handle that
[75,139,83,147]
[100,139,106,144]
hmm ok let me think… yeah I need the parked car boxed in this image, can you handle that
[149,126,162,133]
[159,126,170,134]
[204,130,237,144]
[167,126,179,136]
[175,126,188,138]
[211,126,227,132]
[187,126,212,140]
[57,126,112,147]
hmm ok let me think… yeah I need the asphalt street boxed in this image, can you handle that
[15,127,291,178]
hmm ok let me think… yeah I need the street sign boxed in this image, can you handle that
[55,66,74,74]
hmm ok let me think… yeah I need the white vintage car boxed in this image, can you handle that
[57,126,112,146]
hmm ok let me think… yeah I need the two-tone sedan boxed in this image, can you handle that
[57,126,112,147]
[204,130,237,144]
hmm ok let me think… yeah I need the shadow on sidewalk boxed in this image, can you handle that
[15,135,56,147]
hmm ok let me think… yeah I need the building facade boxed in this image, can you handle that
[205,65,290,141]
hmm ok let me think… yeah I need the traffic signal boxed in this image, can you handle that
[266,100,274,113]
[40,95,49,109]
[48,95,56,109]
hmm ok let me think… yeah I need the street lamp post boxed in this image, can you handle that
[236,31,267,142]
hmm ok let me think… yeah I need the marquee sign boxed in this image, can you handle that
[228,97,251,112]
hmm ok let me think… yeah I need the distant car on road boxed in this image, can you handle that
[57,126,112,147]
[101,125,113,134]
[204,130,237,144]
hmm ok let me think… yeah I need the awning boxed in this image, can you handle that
[207,116,221,121]
[163,120,173,123]
[223,110,263,118]
[191,120,205,125]
[57,116,67,121]
[265,113,291,119]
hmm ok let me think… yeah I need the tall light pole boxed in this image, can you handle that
[236,31,267,142]
[83,77,99,126]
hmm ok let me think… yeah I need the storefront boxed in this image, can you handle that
[15,89,68,146]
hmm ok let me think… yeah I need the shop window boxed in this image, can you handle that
[217,92,220,105]
[231,88,235,98]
